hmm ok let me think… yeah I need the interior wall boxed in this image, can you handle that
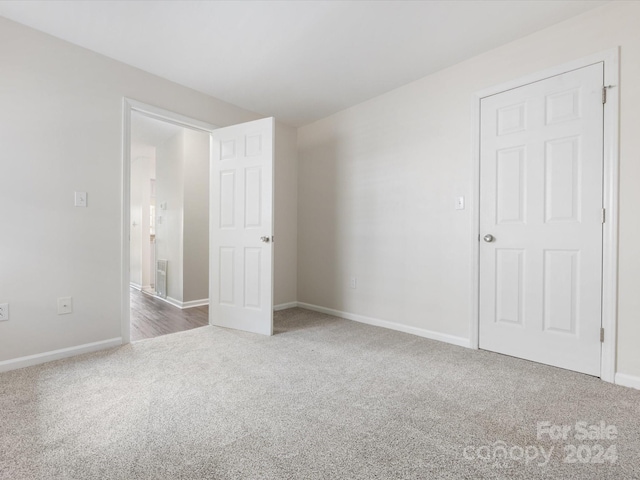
[0,17,266,363]
[142,163,155,289]
[130,159,144,288]
[297,1,640,378]
[182,128,211,303]
[130,155,154,289]
[274,122,298,306]
[155,131,185,302]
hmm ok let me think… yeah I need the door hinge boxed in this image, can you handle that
[601,208,606,224]
[272,236,275,243]
[602,85,615,104]
[478,234,480,242]
[600,327,605,343]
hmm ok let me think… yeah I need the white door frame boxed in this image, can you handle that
[121,98,219,344]
[469,48,620,382]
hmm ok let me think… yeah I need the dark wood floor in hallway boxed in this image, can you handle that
[130,288,208,341]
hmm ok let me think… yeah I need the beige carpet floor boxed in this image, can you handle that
[1,307,639,479]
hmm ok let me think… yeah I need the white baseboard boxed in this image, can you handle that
[615,373,640,391]
[130,282,142,290]
[182,299,209,308]
[0,338,122,373]
[297,302,471,348]
[274,301,298,311]
[155,295,209,309]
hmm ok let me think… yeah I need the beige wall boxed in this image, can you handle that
[182,129,211,303]
[155,131,185,302]
[297,1,640,379]
[274,122,298,306]
[130,154,154,288]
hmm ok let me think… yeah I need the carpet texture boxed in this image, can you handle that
[1,308,639,479]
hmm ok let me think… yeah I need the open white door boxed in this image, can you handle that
[209,117,274,335]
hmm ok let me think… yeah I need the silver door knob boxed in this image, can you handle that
[483,234,495,243]
[260,236,270,243]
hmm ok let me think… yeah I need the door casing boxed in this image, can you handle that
[469,49,620,382]
[121,99,219,344]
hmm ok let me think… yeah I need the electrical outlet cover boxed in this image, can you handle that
[57,297,73,315]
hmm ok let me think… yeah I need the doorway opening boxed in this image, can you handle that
[122,99,276,344]
[129,111,211,341]
[123,101,219,343]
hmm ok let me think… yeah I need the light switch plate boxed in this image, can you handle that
[74,192,87,207]
[456,196,465,210]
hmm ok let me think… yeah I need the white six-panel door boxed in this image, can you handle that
[479,64,604,376]
[209,117,274,335]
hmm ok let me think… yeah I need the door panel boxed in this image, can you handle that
[495,248,525,326]
[479,64,603,376]
[210,117,274,335]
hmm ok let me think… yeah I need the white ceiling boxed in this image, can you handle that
[0,0,608,127]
